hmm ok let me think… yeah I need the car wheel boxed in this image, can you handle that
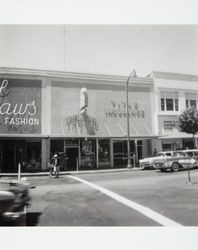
[171,163,179,172]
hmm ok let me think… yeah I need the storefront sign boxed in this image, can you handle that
[0,79,42,134]
[164,120,178,129]
[64,113,99,135]
[104,101,145,118]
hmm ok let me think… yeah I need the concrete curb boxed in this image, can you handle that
[0,167,141,178]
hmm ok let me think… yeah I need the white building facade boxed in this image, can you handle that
[150,71,198,153]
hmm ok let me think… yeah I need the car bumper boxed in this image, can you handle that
[140,163,155,169]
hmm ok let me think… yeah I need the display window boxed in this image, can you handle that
[98,139,110,164]
[23,141,41,171]
[80,139,96,168]
[0,139,41,173]
[113,140,135,166]
[113,140,142,166]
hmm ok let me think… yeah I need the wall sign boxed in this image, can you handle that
[164,120,178,129]
[0,78,42,134]
[64,113,99,135]
[104,101,145,118]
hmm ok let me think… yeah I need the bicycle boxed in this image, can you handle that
[48,163,59,178]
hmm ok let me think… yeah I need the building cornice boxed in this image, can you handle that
[150,71,198,82]
[0,67,153,86]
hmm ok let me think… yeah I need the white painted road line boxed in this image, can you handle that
[69,175,183,227]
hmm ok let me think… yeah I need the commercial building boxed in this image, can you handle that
[1,67,197,173]
[151,71,198,152]
[0,67,157,173]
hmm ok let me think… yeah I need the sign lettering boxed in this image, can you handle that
[0,79,41,133]
[104,101,145,118]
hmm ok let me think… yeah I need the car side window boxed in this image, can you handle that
[187,152,193,157]
[194,151,198,156]
[165,153,171,156]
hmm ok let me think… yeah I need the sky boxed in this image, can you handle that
[0,25,198,77]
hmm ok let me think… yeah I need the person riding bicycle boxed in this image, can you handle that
[49,153,60,178]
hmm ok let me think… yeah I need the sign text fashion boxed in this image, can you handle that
[0,79,41,133]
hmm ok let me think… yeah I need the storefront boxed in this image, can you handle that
[0,68,157,172]
[49,74,156,170]
[0,76,42,172]
[151,71,198,153]
[158,115,195,151]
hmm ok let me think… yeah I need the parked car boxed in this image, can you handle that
[0,180,31,224]
[139,151,175,170]
[154,149,198,172]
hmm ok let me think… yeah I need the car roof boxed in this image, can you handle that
[181,149,198,152]
[157,151,174,154]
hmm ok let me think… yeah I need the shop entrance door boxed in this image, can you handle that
[66,147,79,171]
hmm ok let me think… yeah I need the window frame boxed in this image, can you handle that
[160,91,179,112]
[185,93,198,109]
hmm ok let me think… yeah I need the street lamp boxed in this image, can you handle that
[126,69,137,168]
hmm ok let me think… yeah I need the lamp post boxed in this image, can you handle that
[126,69,137,168]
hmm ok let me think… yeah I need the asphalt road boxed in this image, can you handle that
[25,168,198,226]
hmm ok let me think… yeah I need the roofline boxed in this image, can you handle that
[0,67,153,86]
[149,71,198,82]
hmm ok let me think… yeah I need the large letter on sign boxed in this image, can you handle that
[80,88,88,114]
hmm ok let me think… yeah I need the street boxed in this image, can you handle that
[21,168,198,226]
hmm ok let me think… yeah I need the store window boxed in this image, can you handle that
[160,92,179,112]
[80,139,96,168]
[113,140,135,166]
[185,93,197,108]
[162,143,172,151]
[98,139,110,164]
[24,140,41,171]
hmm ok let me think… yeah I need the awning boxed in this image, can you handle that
[159,129,195,139]
[60,117,157,139]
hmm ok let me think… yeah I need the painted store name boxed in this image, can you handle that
[0,79,39,126]
[104,101,145,118]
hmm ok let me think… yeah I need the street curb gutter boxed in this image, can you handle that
[0,168,140,178]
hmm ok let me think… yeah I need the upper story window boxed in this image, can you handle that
[160,92,179,112]
[185,93,197,108]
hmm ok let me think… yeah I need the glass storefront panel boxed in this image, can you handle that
[80,139,96,168]
[0,140,26,173]
[113,140,142,166]
[0,139,41,173]
[98,139,110,165]
[113,140,134,166]
[23,140,41,171]
[183,139,194,149]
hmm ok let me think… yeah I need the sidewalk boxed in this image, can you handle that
[0,167,141,178]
